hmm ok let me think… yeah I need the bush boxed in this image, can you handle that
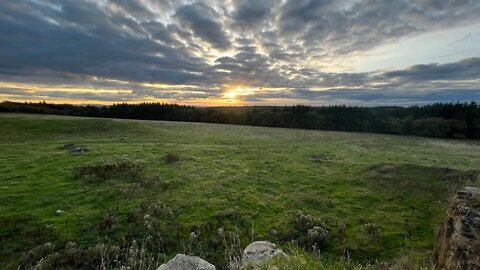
[99,213,117,231]
[276,212,329,250]
[307,226,329,247]
[21,242,55,267]
[364,223,381,237]
[293,212,325,233]
[137,176,170,190]
[164,153,180,164]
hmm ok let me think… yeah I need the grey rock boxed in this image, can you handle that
[433,187,480,269]
[242,241,285,267]
[157,254,215,270]
[464,187,480,196]
[62,143,89,155]
[71,147,88,155]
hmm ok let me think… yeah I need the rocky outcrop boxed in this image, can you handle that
[62,143,89,155]
[241,241,285,267]
[433,187,480,270]
[157,254,215,270]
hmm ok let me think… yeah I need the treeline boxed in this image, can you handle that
[1,101,480,139]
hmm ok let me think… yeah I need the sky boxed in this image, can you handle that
[0,0,479,106]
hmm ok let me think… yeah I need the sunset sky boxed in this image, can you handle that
[0,0,479,106]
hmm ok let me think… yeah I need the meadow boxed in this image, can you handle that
[1,113,479,269]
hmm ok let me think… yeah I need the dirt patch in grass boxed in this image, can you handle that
[306,153,336,163]
[366,164,478,182]
[73,160,170,192]
[73,160,145,182]
[364,164,479,198]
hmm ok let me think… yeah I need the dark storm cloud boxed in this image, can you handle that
[174,2,230,49]
[0,0,479,105]
[0,1,214,85]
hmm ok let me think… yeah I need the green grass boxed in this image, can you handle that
[1,113,479,269]
[256,245,435,270]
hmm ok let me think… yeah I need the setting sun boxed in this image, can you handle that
[222,86,257,101]
[224,91,237,99]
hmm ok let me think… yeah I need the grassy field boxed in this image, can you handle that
[1,113,479,269]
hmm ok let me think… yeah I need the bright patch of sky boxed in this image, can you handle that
[350,21,480,72]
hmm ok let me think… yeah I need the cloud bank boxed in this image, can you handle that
[0,0,479,105]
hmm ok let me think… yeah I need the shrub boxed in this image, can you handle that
[337,222,347,238]
[99,213,117,231]
[293,212,325,233]
[307,226,329,247]
[164,153,180,164]
[276,212,329,251]
[364,223,381,237]
[22,242,55,266]
[137,176,170,190]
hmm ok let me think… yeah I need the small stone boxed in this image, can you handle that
[464,187,480,196]
[70,147,89,155]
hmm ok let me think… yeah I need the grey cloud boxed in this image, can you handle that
[234,37,255,45]
[274,0,480,57]
[230,0,277,28]
[175,2,230,49]
[215,57,237,64]
[384,57,480,81]
[0,0,212,85]
[278,0,334,33]
[240,88,480,106]
[110,0,156,19]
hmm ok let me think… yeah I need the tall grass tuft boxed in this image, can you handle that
[164,153,180,164]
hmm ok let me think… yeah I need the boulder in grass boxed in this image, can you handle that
[157,254,215,270]
[242,241,285,267]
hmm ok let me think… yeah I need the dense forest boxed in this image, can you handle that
[1,101,480,139]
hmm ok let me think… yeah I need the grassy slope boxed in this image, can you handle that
[1,113,479,269]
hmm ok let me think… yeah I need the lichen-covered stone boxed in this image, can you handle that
[242,241,285,267]
[157,254,215,270]
[433,187,480,270]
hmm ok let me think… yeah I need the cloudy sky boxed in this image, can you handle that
[0,0,479,106]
